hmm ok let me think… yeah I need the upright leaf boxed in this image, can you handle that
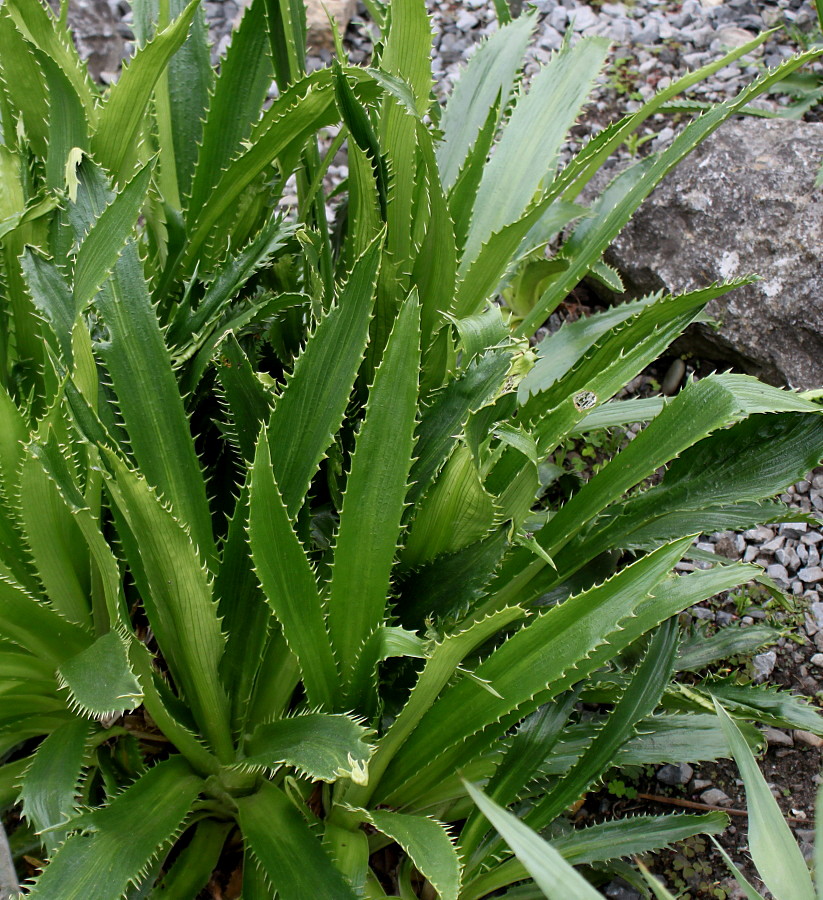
[73,160,153,307]
[103,453,232,762]
[715,701,815,900]
[462,36,610,266]
[236,781,358,899]
[328,295,420,701]
[4,0,95,118]
[267,234,381,517]
[70,160,215,565]
[91,0,200,183]
[186,0,273,217]
[378,0,432,265]
[437,12,534,189]
[248,430,338,710]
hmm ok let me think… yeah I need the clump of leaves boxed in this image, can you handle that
[0,0,820,897]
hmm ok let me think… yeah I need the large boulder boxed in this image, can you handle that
[603,118,823,389]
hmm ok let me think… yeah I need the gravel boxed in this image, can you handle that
[96,0,822,130]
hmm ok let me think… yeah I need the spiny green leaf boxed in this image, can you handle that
[0,10,52,157]
[408,347,512,507]
[73,160,153,307]
[702,679,823,736]
[526,620,679,832]
[517,47,823,336]
[20,248,75,363]
[437,12,534,189]
[236,781,358,899]
[538,713,762,773]
[183,71,341,270]
[462,36,610,267]
[402,443,496,568]
[248,429,338,711]
[102,452,232,762]
[20,718,90,853]
[18,449,91,629]
[362,808,461,900]
[70,160,215,565]
[57,630,142,719]
[0,577,90,665]
[186,0,273,218]
[37,48,89,192]
[91,0,200,183]
[538,375,821,559]
[328,294,420,700]
[267,233,381,518]
[676,626,779,673]
[376,539,722,804]
[243,713,372,784]
[28,757,204,900]
[4,0,95,119]
[153,820,231,900]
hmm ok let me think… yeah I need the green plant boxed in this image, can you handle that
[0,0,821,897]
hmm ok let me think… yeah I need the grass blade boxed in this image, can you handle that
[715,700,815,900]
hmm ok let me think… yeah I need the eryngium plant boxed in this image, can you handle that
[0,0,820,896]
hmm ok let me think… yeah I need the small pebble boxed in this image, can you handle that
[700,788,732,807]
[762,726,793,747]
[657,762,694,786]
[793,730,823,749]
[752,650,776,681]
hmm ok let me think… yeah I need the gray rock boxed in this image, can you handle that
[455,10,479,31]
[62,0,127,81]
[810,653,823,669]
[602,119,823,389]
[745,526,775,541]
[781,522,809,538]
[762,726,793,747]
[767,564,790,584]
[570,6,599,31]
[604,882,643,900]
[548,6,569,31]
[777,546,802,572]
[752,650,776,681]
[799,566,823,584]
[700,787,733,806]
[657,762,694,785]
